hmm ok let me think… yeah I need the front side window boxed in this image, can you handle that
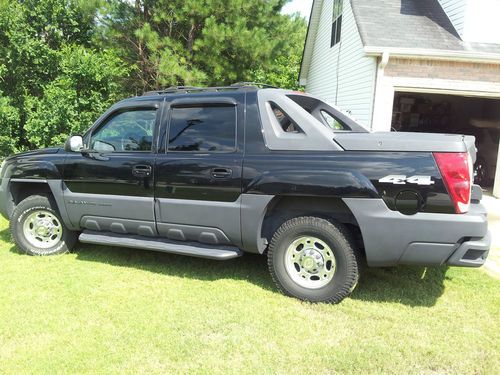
[331,0,343,47]
[168,106,236,152]
[90,109,156,152]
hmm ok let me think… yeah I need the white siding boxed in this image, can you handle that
[438,0,467,36]
[305,0,377,128]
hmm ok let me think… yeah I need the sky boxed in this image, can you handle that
[281,0,313,21]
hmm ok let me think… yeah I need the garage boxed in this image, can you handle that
[391,91,500,190]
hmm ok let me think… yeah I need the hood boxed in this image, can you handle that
[334,132,476,161]
[5,147,61,161]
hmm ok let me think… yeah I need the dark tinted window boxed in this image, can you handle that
[168,106,236,152]
[91,109,156,152]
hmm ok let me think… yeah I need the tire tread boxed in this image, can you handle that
[10,194,76,256]
[267,216,359,304]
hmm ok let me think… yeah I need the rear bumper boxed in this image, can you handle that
[447,232,490,267]
[343,197,490,267]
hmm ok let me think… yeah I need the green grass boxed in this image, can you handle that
[0,217,499,374]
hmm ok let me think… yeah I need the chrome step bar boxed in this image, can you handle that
[79,230,243,260]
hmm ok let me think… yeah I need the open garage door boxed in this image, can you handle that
[392,92,500,190]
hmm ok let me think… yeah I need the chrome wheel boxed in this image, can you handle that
[22,210,63,249]
[284,236,336,289]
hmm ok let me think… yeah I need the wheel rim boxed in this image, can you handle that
[22,210,63,249]
[284,236,336,289]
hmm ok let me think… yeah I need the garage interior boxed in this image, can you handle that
[392,92,500,190]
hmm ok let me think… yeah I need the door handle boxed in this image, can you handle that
[132,164,152,177]
[211,168,232,179]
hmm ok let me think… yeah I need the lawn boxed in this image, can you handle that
[0,216,498,374]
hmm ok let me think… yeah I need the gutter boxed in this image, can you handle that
[364,46,500,64]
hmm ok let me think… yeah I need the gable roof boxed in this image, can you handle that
[300,0,500,83]
[351,0,500,53]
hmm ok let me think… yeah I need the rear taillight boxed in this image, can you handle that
[433,152,471,214]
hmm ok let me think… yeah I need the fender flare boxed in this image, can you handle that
[2,160,77,230]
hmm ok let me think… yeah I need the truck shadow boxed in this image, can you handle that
[2,225,447,307]
[69,243,447,307]
[351,266,448,307]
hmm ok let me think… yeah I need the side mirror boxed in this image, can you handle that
[65,135,84,152]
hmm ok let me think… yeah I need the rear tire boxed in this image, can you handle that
[267,216,359,303]
[10,195,77,256]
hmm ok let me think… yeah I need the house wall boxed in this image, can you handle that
[438,0,467,36]
[385,59,500,83]
[305,0,377,129]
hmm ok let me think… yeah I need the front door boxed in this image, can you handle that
[63,103,161,236]
[154,95,244,247]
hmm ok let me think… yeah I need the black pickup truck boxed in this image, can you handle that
[0,84,491,303]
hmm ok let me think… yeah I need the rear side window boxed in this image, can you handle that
[167,106,236,152]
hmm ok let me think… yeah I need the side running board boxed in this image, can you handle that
[79,230,243,260]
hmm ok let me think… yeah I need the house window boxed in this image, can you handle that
[331,0,343,47]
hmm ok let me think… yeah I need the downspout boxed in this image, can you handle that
[371,51,390,131]
[379,50,390,71]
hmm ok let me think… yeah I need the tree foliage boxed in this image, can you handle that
[0,0,306,155]
[99,0,306,92]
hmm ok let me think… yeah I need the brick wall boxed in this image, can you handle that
[385,58,500,83]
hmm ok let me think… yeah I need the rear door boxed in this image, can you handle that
[154,94,244,247]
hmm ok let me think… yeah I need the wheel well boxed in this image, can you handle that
[261,196,365,258]
[10,182,53,206]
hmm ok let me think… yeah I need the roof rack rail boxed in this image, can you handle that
[141,82,276,96]
[142,86,203,96]
[230,82,277,88]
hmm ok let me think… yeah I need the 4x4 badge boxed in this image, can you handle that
[378,175,435,185]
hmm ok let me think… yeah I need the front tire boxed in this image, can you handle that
[268,217,360,303]
[10,195,77,256]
